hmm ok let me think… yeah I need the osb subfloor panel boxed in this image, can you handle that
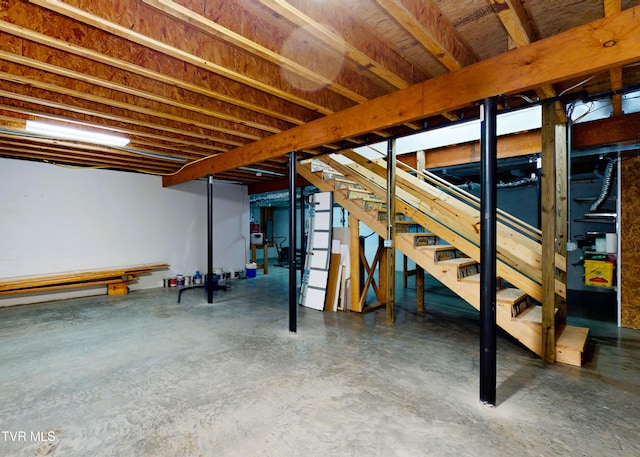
[621,155,640,329]
[0,268,639,457]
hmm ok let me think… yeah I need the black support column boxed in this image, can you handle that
[479,97,498,406]
[288,151,297,333]
[299,186,305,283]
[207,174,214,304]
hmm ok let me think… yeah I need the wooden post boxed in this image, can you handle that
[541,102,557,362]
[377,236,387,303]
[555,122,568,327]
[349,214,361,312]
[403,255,408,288]
[416,149,426,177]
[416,265,425,313]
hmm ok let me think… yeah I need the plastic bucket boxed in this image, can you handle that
[246,263,257,278]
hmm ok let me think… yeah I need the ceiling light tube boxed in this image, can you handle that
[25,120,130,147]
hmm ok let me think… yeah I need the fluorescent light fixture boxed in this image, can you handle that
[25,120,130,147]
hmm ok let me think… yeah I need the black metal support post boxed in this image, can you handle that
[480,97,498,406]
[207,174,214,303]
[300,186,305,279]
[288,151,297,333]
[385,138,397,323]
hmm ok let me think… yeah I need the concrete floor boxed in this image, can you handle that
[1,267,639,457]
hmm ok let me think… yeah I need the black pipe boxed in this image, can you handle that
[479,97,497,406]
[288,151,297,333]
[207,174,214,304]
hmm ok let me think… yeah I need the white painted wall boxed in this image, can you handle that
[0,159,249,306]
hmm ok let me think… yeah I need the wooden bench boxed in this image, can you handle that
[0,263,169,297]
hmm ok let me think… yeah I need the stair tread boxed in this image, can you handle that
[437,257,476,267]
[459,272,480,282]
[496,287,527,305]
[458,273,503,283]
[556,325,589,350]
[418,244,453,251]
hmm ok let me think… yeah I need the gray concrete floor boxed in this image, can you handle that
[1,266,639,457]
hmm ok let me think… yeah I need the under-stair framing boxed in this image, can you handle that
[298,152,589,367]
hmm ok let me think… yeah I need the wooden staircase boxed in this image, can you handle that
[298,155,589,366]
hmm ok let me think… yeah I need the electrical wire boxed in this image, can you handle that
[559,72,604,97]
[49,151,222,176]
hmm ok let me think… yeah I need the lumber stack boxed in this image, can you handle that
[0,263,169,296]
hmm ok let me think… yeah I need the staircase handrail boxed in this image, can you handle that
[337,151,548,275]
[357,152,543,242]
[411,165,542,242]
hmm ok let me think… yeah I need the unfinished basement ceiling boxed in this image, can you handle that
[1,0,640,188]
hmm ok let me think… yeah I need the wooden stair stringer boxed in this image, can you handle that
[336,152,549,287]
[394,233,546,358]
[299,160,587,366]
[321,157,544,303]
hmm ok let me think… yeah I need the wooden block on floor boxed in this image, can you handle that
[108,281,129,296]
[555,325,589,366]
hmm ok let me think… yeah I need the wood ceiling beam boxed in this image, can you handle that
[0,137,178,171]
[140,0,383,104]
[256,0,432,127]
[0,84,244,147]
[489,0,539,47]
[0,148,172,172]
[0,74,255,152]
[489,0,565,120]
[0,19,315,126]
[164,7,640,186]
[375,0,477,121]
[376,0,479,71]
[605,0,623,116]
[0,51,282,136]
[572,111,640,148]
[258,0,426,89]
[249,110,640,193]
[0,106,226,157]
[398,131,541,170]
[408,111,640,170]
[29,0,361,115]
